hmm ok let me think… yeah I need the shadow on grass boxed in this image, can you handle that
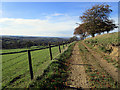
[70,63,92,66]
[28,42,76,89]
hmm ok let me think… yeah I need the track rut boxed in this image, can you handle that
[66,43,89,88]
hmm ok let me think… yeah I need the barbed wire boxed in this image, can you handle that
[32,52,50,67]
[32,45,68,77]
[2,52,26,64]
[34,59,51,77]
[3,44,69,72]
[31,50,49,61]
[1,43,70,55]
[2,62,29,82]
[3,49,49,72]
[2,69,30,83]
[3,55,28,71]
[2,43,70,80]
[52,47,60,58]
[2,43,72,87]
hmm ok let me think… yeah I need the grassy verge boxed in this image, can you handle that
[84,32,119,63]
[83,41,118,68]
[84,32,119,53]
[28,42,76,89]
[78,41,118,88]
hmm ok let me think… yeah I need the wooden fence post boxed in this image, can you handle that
[49,44,53,60]
[58,43,61,53]
[27,50,34,80]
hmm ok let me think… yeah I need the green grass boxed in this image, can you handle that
[83,32,119,68]
[85,32,120,46]
[1,45,66,88]
[84,32,119,53]
[28,42,76,88]
[1,48,27,53]
[1,46,46,53]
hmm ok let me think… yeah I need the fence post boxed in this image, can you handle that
[27,50,34,80]
[49,43,53,60]
[58,43,61,53]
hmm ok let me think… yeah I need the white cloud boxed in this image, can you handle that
[45,13,66,20]
[0,16,77,37]
[51,13,65,16]
[1,14,117,37]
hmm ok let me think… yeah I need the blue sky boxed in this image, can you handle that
[1,2,118,37]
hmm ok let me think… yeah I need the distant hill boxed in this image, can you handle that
[1,35,69,49]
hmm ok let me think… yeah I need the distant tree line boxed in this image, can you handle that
[1,36,70,49]
[74,4,118,39]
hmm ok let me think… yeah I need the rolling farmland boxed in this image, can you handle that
[2,45,66,88]
[1,32,119,89]
[1,2,119,89]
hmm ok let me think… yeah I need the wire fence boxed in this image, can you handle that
[2,53,26,64]
[1,42,71,88]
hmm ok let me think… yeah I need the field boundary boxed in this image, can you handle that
[28,41,76,88]
[1,41,73,88]
[1,42,70,55]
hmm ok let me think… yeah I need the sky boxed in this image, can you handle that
[0,2,119,37]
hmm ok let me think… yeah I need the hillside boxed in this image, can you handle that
[84,32,119,61]
[65,32,119,88]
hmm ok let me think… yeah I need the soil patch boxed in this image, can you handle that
[66,43,89,88]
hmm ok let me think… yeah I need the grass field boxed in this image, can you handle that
[1,46,46,53]
[2,45,65,88]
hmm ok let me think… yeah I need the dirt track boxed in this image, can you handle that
[66,42,118,88]
[66,43,89,88]
[82,42,118,82]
